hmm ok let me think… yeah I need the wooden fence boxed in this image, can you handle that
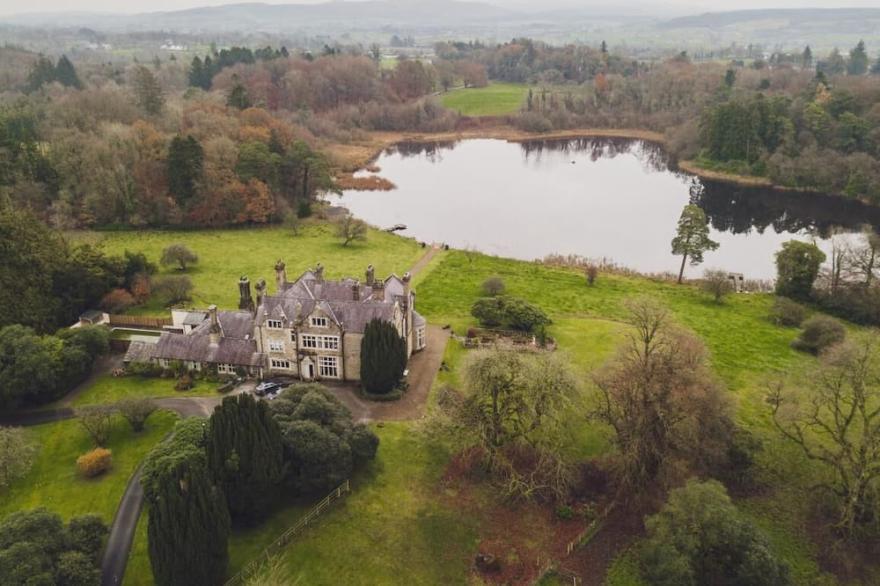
[224,479,351,586]
[108,314,171,329]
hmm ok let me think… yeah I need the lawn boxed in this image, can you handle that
[441,82,530,116]
[0,410,177,523]
[75,221,425,314]
[123,422,475,585]
[70,374,217,407]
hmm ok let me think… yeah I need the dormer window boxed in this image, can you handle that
[311,316,328,328]
[267,319,283,329]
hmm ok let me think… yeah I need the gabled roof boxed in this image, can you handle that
[154,332,262,367]
[190,310,254,340]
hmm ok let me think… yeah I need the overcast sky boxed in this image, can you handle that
[1,0,879,16]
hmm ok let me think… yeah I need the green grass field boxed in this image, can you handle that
[69,374,217,407]
[0,411,177,523]
[440,82,530,116]
[76,222,425,314]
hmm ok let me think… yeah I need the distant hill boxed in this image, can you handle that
[3,0,518,32]
[660,8,880,31]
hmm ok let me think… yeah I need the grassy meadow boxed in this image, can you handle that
[69,374,217,407]
[76,222,425,314]
[440,82,530,116]
[0,411,177,523]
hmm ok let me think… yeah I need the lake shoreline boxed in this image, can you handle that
[326,125,872,204]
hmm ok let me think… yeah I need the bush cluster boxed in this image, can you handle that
[471,296,551,332]
[791,315,846,354]
[769,297,807,327]
[76,448,113,477]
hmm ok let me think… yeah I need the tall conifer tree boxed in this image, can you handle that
[360,319,407,394]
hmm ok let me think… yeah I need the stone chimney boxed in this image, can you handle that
[365,264,375,286]
[274,260,287,292]
[372,279,385,301]
[238,276,253,311]
[208,304,221,345]
[351,280,360,301]
[402,272,412,307]
[402,273,413,353]
[315,263,324,283]
[255,278,267,307]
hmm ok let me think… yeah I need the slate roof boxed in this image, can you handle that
[153,332,262,367]
[191,310,255,340]
[124,341,156,364]
[259,271,409,334]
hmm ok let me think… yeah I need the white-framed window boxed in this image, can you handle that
[318,355,338,378]
[217,363,235,374]
[268,340,284,352]
[310,316,328,328]
[417,327,426,349]
[300,334,338,350]
[270,358,291,369]
[267,319,283,329]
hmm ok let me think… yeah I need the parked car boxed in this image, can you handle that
[255,381,280,396]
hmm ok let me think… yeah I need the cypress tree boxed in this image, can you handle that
[205,394,284,525]
[167,135,204,205]
[54,55,82,89]
[360,318,407,394]
[145,451,229,586]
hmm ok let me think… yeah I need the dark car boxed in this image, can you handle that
[255,381,280,396]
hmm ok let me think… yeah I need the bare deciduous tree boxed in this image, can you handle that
[77,405,115,447]
[117,398,157,433]
[592,298,731,495]
[335,213,367,247]
[768,335,880,538]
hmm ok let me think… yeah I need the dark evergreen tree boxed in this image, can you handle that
[25,56,57,92]
[54,55,82,89]
[227,81,252,110]
[144,450,230,586]
[801,45,813,70]
[775,240,826,301]
[848,40,869,76]
[206,394,284,524]
[166,135,204,205]
[132,65,165,115]
[360,318,407,394]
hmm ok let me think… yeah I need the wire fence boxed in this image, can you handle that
[224,479,352,586]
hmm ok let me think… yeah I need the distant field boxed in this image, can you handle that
[440,82,529,116]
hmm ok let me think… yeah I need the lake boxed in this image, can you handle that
[328,138,880,280]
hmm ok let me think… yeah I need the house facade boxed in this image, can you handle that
[143,262,427,382]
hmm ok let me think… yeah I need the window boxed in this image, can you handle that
[270,359,290,369]
[301,335,338,350]
[268,340,284,352]
[417,328,426,349]
[217,363,235,374]
[267,319,283,329]
[318,355,338,378]
[311,316,328,328]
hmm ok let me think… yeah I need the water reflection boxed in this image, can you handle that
[337,138,880,279]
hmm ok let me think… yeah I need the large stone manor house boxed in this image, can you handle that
[139,262,427,381]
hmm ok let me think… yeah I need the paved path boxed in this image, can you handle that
[408,244,442,278]
[100,465,146,586]
[322,325,449,423]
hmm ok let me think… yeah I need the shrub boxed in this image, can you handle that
[555,505,574,520]
[791,315,846,354]
[130,273,152,302]
[700,269,734,303]
[100,288,136,313]
[471,296,550,332]
[126,361,164,377]
[640,480,790,586]
[153,275,193,305]
[482,276,506,296]
[117,397,157,432]
[770,297,806,327]
[160,243,198,271]
[0,426,37,489]
[585,264,599,286]
[175,373,194,391]
[76,405,115,447]
[76,448,112,477]
[813,285,880,326]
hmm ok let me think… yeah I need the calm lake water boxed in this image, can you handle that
[328,138,880,280]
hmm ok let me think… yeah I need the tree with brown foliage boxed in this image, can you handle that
[769,335,880,538]
[592,298,731,495]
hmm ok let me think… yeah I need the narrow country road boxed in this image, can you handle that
[100,466,145,586]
